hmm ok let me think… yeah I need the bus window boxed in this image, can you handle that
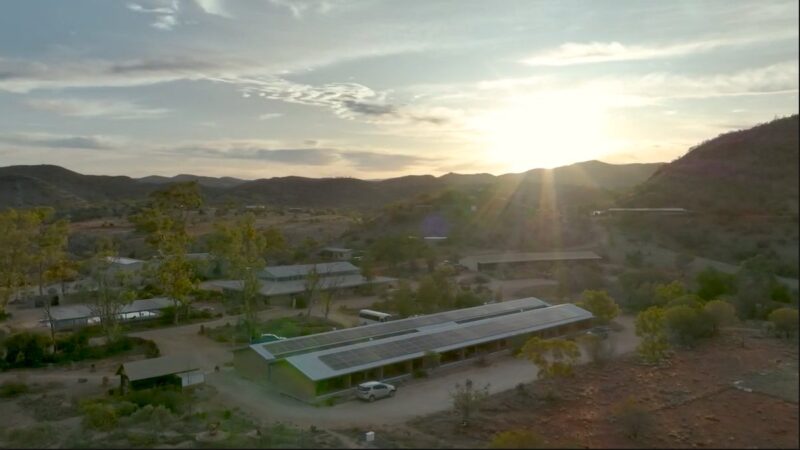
[358,309,392,325]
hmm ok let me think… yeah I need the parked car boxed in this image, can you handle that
[356,381,396,402]
[586,326,610,339]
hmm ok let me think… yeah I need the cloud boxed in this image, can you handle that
[194,0,232,17]
[127,1,180,30]
[0,133,118,150]
[268,0,337,18]
[340,151,429,170]
[164,142,431,170]
[25,98,169,119]
[258,112,283,120]
[521,32,797,66]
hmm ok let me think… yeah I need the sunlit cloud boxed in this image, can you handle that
[25,98,170,119]
[0,132,121,150]
[520,32,797,66]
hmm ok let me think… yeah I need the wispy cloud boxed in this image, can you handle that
[127,1,180,30]
[165,142,431,170]
[0,133,119,150]
[521,32,797,66]
[268,0,337,19]
[258,112,283,120]
[25,98,169,119]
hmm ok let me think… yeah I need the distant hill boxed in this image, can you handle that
[0,160,664,211]
[137,174,246,189]
[620,115,799,215]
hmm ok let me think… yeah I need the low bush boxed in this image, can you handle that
[80,402,118,430]
[0,381,30,398]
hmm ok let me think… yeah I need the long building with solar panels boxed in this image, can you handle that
[233,298,593,401]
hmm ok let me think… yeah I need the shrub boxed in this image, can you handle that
[489,429,544,449]
[768,308,799,338]
[577,290,620,324]
[663,305,714,347]
[0,381,30,398]
[3,332,50,367]
[703,300,738,332]
[125,387,184,413]
[80,402,118,430]
[613,397,653,440]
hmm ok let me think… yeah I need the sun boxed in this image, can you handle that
[471,89,614,171]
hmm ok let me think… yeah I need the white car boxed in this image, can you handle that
[356,381,396,402]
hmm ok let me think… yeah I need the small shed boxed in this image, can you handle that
[118,355,204,390]
[320,247,353,261]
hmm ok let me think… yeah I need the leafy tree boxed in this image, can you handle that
[577,290,620,324]
[768,308,799,338]
[131,182,202,324]
[518,337,580,380]
[695,267,736,301]
[387,281,416,317]
[450,378,489,426]
[489,429,544,449]
[0,209,40,316]
[663,305,714,347]
[635,307,670,364]
[653,281,686,306]
[209,215,284,338]
[703,300,738,333]
[2,332,50,367]
[665,294,703,309]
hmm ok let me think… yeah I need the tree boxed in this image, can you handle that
[0,209,40,316]
[663,305,714,347]
[768,308,799,338]
[131,182,202,324]
[577,290,620,324]
[209,214,285,339]
[695,268,736,301]
[635,307,670,364]
[84,239,137,343]
[518,337,580,380]
[303,266,322,318]
[653,281,686,306]
[33,213,70,348]
[489,430,543,449]
[665,293,703,309]
[450,378,489,426]
[703,300,738,333]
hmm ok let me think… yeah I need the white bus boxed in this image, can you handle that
[358,309,393,325]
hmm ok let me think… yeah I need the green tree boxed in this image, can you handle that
[768,307,799,338]
[663,305,714,347]
[696,267,736,301]
[577,290,620,324]
[388,280,416,316]
[653,281,686,306]
[518,337,580,380]
[450,378,489,426]
[703,300,738,333]
[209,214,285,339]
[489,430,544,449]
[131,182,202,324]
[635,307,670,364]
[665,293,703,309]
[0,209,40,316]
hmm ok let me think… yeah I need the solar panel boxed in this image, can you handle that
[318,305,585,371]
[260,298,549,358]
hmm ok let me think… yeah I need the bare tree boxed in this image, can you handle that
[450,378,490,426]
[304,266,321,318]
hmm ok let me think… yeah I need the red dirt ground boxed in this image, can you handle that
[376,330,798,448]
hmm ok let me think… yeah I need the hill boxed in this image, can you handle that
[0,160,664,211]
[620,115,799,215]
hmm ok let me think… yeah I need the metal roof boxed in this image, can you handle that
[48,297,173,321]
[251,297,550,361]
[287,303,592,381]
[122,355,200,382]
[206,275,395,297]
[461,251,601,265]
[106,256,144,265]
[261,261,359,279]
[322,247,352,253]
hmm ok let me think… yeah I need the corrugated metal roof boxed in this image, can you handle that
[206,275,395,297]
[106,256,144,265]
[261,261,359,279]
[461,251,601,265]
[249,297,550,361]
[287,303,592,381]
[122,355,199,382]
[48,297,173,321]
[322,247,352,253]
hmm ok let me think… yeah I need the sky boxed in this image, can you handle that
[0,0,797,179]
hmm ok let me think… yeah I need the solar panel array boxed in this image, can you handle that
[260,298,548,358]
[318,305,587,371]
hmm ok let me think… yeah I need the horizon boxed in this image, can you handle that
[0,1,798,179]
